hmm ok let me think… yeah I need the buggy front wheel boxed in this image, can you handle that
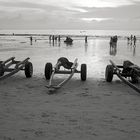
[25,62,33,78]
[81,64,87,81]
[105,65,114,82]
[45,63,52,80]
[0,64,4,76]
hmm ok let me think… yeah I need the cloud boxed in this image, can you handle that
[65,7,87,13]
[81,18,112,22]
[0,0,137,10]
[0,0,140,29]
[77,2,140,19]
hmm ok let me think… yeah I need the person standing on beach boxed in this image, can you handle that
[85,36,87,43]
[30,36,33,45]
[130,34,133,45]
[58,35,61,42]
[133,35,136,46]
[52,35,55,43]
[127,37,130,44]
[55,36,57,41]
[110,35,117,48]
[130,35,133,40]
[49,35,52,42]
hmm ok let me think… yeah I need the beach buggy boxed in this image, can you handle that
[0,57,33,80]
[45,57,87,91]
[105,60,140,93]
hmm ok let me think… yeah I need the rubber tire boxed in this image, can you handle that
[45,63,52,80]
[25,62,33,78]
[0,64,4,76]
[105,65,114,82]
[81,64,87,81]
[131,70,138,83]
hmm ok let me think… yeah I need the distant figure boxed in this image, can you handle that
[114,35,118,42]
[133,35,136,46]
[130,34,133,45]
[130,34,133,41]
[55,36,57,41]
[110,37,113,47]
[58,35,61,42]
[85,36,87,43]
[127,37,130,44]
[55,57,73,70]
[30,36,33,45]
[49,35,52,41]
[110,35,117,48]
[52,35,55,42]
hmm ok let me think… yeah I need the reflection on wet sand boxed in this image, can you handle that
[109,46,117,56]
[84,42,88,53]
[127,40,137,56]
[133,46,136,56]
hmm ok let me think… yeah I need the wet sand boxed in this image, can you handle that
[0,36,140,140]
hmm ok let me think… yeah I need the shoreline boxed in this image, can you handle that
[0,34,136,41]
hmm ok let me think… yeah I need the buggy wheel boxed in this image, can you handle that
[45,63,52,80]
[81,64,87,81]
[131,70,138,83]
[25,62,33,78]
[0,64,4,76]
[105,65,114,82]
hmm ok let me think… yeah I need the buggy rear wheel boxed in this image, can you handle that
[0,64,4,76]
[131,70,139,83]
[45,63,52,80]
[25,62,33,78]
[105,65,114,82]
[81,64,87,81]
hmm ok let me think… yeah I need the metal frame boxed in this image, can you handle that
[0,57,31,80]
[46,58,80,90]
[109,60,140,93]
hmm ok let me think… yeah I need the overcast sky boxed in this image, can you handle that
[0,0,140,30]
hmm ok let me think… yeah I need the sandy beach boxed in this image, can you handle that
[0,35,140,140]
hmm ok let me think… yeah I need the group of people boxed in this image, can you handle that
[127,35,137,46]
[110,35,118,48]
[49,35,73,45]
[29,35,90,46]
[49,35,61,42]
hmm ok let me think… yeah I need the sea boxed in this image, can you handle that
[0,29,140,74]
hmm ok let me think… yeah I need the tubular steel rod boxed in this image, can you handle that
[110,60,140,94]
[15,57,30,68]
[2,57,15,65]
